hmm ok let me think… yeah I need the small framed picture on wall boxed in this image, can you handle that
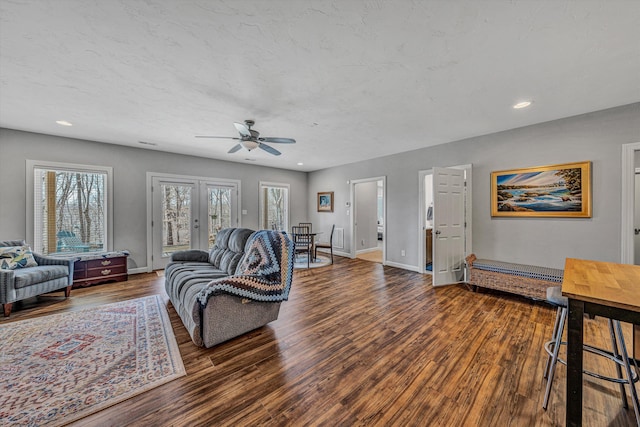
[317,191,334,212]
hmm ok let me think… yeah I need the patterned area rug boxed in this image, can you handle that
[0,295,185,426]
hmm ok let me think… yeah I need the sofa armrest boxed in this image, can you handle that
[0,269,16,300]
[170,250,209,263]
[33,254,74,267]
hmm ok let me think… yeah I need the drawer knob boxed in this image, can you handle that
[101,260,112,266]
[101,269,111,275]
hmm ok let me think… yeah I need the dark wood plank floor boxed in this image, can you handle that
[2,256,637,426]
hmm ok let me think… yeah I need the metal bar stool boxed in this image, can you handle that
[543,286,639,422]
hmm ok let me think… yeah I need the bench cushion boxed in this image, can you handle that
[472,259,564,283]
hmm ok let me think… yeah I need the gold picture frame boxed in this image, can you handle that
[491,161,591,217]
[317,191,334,212]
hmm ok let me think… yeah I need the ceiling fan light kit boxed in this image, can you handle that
[196,119,296,156]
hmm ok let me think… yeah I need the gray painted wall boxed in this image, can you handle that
[307,103,640,270]
[0,129,308,270]
[2,103,639,273]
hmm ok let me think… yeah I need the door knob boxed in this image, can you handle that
[434,230,441,235]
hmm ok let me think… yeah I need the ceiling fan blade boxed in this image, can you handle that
[258,143,281,156]
[228,144,243,153]
[233,122,251,138]
[259,137,296,144]
[195,136,240,139]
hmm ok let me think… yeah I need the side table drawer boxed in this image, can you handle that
[88,264,127,277]
[87,257,126,269]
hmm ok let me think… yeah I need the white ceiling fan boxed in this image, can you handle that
[196,120,296,156]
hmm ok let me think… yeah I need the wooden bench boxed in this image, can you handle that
[465,254,564,300]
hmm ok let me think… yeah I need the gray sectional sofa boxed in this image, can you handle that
[165,228,294,348]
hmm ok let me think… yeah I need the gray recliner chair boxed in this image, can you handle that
[0,240,74,316]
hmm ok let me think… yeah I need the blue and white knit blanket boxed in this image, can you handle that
[196,230,295,306]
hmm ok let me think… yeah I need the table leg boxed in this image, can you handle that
[567,298,585,427]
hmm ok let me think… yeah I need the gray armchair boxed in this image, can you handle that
[0,240,74,316]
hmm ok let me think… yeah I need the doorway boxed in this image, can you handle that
[620,141,640,361]
[351,176,386,264]
[621,142,640,264]
[418,164,472,285]
[147,173,240,270]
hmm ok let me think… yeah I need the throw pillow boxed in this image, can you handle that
[0,245,38,270]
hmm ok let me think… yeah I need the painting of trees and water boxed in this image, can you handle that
[491,161,591,217]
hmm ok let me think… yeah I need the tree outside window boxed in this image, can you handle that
[260,183,289,231]
[34,168,107,255]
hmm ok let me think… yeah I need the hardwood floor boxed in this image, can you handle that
[356,250,383,264]
[2,256,637,426]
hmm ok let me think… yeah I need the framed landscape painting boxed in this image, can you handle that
[317,191,334,212]
[491,161,591,218]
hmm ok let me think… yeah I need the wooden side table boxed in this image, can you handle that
[71,251,129,288]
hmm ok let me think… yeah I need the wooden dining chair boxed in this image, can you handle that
[299,222,312,232]
[292,225,312,269]
[314,224,335,264]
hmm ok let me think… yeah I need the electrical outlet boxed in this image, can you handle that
[401,250,406,257]
[361,239,365,246]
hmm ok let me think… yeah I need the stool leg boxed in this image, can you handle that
[613,320,640,423]
[544,306,563,380]
[613,320,640,424]
[543,306,567,410]
[608,319,629,409]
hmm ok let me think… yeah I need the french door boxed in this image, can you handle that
[151,175,239,270]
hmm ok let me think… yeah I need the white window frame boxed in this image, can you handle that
[259,181,290,232]
[26,159,114,254]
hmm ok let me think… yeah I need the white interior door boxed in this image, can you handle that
[432,167,465,286]
[151,177,239,270]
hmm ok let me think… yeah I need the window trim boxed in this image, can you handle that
[259,181,290,232]
[26,159,114,254]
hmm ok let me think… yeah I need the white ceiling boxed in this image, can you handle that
[1,1,639,172]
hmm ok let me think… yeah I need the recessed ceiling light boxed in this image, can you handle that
[56,120,73,126]
[297,162,304,166]
[513,101,533,109]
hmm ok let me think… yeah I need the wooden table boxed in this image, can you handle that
[291,231,322,264]
[71,251,129,288]
[561,258,640,426]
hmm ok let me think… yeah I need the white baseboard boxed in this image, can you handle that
[128,267,149,275]
[316,248,352,259]
[384,260,420,272]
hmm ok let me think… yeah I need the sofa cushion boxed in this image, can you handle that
[0,245,38,270]
[13,265,69,288]
[208,228,255,275]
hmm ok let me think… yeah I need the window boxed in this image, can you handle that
[259,182,289,231]
[28,161,113,255]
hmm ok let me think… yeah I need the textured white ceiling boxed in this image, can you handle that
[1,0,639,171]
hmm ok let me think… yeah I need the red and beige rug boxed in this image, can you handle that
[0,295,185,426]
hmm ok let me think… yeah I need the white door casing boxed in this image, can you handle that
[432,167,466,286]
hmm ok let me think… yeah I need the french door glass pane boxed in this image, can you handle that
[207,186,233,247]
[161,184,192,256]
